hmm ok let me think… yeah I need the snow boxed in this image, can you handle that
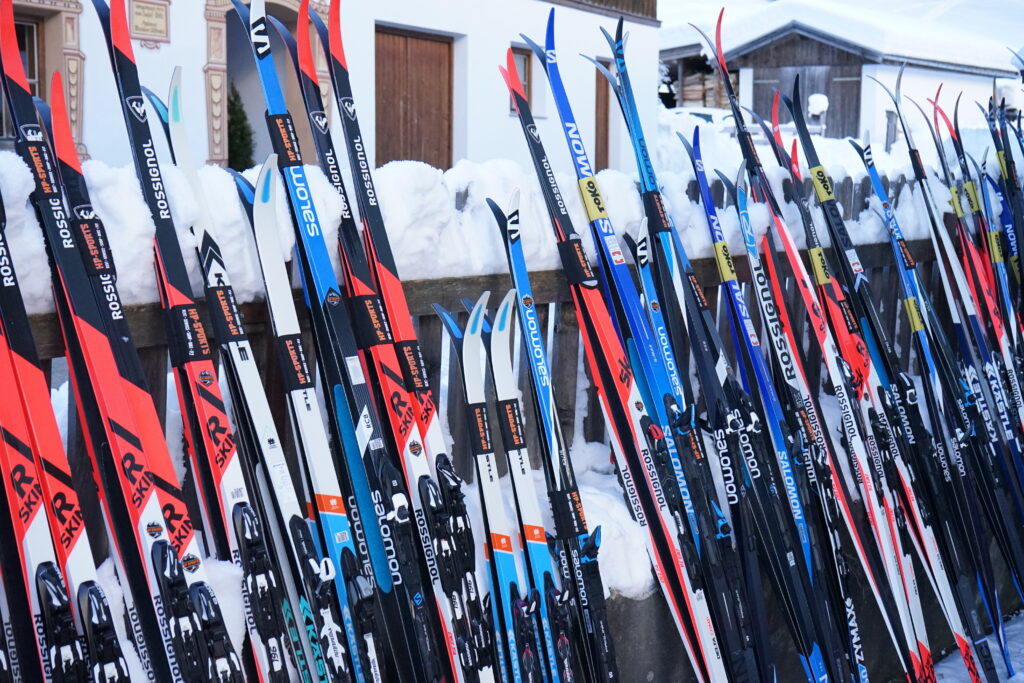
[934,611,1024,681]
[807,93,829,117]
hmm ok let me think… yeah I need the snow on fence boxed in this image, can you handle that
[23,165,984,680]
[27,169,934,559]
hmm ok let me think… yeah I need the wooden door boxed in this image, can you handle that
[751,64,861,138]
[375,27,452,169]
[594,59,610,172]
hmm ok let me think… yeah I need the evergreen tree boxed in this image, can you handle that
[227,83,254,170]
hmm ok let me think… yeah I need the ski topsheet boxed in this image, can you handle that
[2,2,240,680]
[488,196,617,683]
[150,71,356,682]
[229,2,484,681]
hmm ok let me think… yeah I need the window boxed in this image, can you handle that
[510,46,532,111]
[1,18,41,139]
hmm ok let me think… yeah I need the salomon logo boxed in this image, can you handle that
[251,17,271,58]
[527,124,541,142]
[341,97,356,120]
[126,96,147,122]
[508,224,521,242]
[545,49,556,64]
[635,234,650,265]
[19,124,42,142]
[310,110,329,134]
[73,205,96,220]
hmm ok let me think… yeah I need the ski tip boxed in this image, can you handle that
[0,0,29,91]
[545,6,556,50]
[520,33,546,69]
[168,66,182,124]
[49,71,82,174]
[109,0,136,64]
[257,154,278,206]
[615,16,624,43]
[508,188,520,216]
[502,48,526,99]
[467,292,491,335]
[714,8,726,70]
[328,0,348,71]
[485,197,505,227]
[496,289,517,331]
[297,0,319,83]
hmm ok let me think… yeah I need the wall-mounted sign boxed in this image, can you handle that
[131,0,170,46]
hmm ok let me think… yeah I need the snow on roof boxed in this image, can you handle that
[659,0,1021,77]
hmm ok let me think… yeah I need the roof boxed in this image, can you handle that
[658,0,1021,78]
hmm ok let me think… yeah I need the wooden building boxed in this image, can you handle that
[661,10,1019,144]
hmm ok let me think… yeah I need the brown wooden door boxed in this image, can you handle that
[594,59,610,172]
[375,27,452,169]
[751,64,861,138]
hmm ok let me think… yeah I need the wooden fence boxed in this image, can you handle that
[28,172,939,565]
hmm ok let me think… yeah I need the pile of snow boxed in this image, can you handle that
[807,93,829,117]
[934,611,1024,681]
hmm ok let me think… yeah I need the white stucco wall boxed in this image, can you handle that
[74,1,659,178]
[79,0,211,167]
[859,64,999,148]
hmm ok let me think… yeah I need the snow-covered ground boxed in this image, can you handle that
[935,613,1024,681]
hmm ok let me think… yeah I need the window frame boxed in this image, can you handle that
[1,16,43,141]
[509,46,533,113]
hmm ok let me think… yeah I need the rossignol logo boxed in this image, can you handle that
[145,522,164,538]
[0,239,15,288]
[310,110,329,134]
[19,123,43,142]
[409,441,423,456]
[180,554,200,573]
[10,464,42,524]
[351,136,378,206]
[198,370,214,386]
[341,97,356,120]
[126,96,147,122]
[527,123,541,143]
[752,266,796,382]
[73,205,96,220]
[251,17,271,58]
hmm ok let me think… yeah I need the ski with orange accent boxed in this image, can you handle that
[1,0,241,679]
[0,203,93,682]
[435,294,539,683]
[500,46,729,683]
[229,1,482,681]
[488,194,617,683]
[264,9,482,680]
[0,163,128,682]
[305,23,493,672]
[140,71,361,681]
[310,1,454,489]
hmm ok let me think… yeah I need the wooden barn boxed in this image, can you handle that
[660,4,1020,146]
